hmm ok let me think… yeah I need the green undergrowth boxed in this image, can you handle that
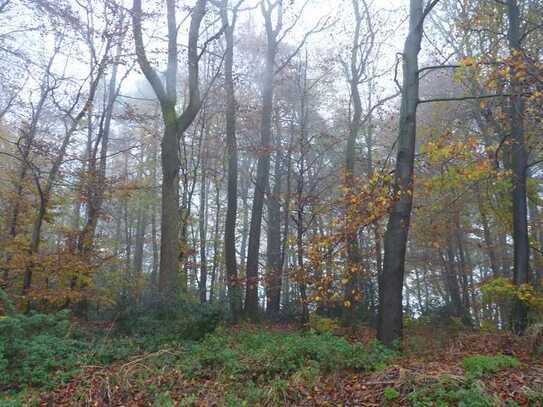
[407,374,543,407]
[176,327,396,404]
[0,304,220,405]
[54,327,396,406]
[181,327,396,379]
[5,310,531,407]
[0,309,396,406]
[462,354,520,378]
[406,354,521,407]
[408,375,498,407]
[0,311,85,390]
[0,311,177,393]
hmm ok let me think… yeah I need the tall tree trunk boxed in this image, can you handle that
[150,140,159,289]
[378,0,427,346]
[133,202,146,269]
[132,0,207,298]
[343,0,365,323]
[477,188,501,277]
[160,112,181,295]
[239,160,250,270]
[528,197,543,286]
[3,78,50,283]
[462,231,480,326]
[22,190,47,293]
[507,0,530,335]
[296,201,309,323]
[79,35,123,255]
[438,246,463,320]
[244,3,279,319]
[133,147,147,276]
[222,0,242,320]
[6,51,56,245]
[266,129,282,315]
[198,150,209,303]
[367,100,382,322]
[281,139,293,310]
[413,267,424,314]
[454,216,472,324]
[210,180,221,303]
[442,227,471,326]
[22,50,107,294]
[123,154,133,273]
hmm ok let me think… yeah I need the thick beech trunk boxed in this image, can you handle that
[132,0,206,298]
[159,116,181,294]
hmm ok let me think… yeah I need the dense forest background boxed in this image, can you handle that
[0,0,543,405]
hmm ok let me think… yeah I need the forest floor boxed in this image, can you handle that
[31,323,543,407]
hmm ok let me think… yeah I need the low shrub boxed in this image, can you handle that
[115,297,222,341]
[462,354,519,378]
[527,323,543,355]
[181,328,396,382]
[410,305,472,331]
[0,399,24,407]
[0,299,223,402]
[0,310,174,394]
[522,385,543,403]
[89,336,153,365]
[383,386,400,401]
[308,313,340,334]
[0,310,87,389]
[408,376,497,407]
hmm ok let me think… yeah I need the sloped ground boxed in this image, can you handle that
[38,326,543,406]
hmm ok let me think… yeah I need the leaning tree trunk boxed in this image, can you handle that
[377,0,424,347]
[79,35,123,256]
[343,0,364,323]
[3,81,49,283]
[23,52,107,295]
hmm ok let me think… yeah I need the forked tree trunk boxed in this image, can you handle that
[132,0,207,299]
